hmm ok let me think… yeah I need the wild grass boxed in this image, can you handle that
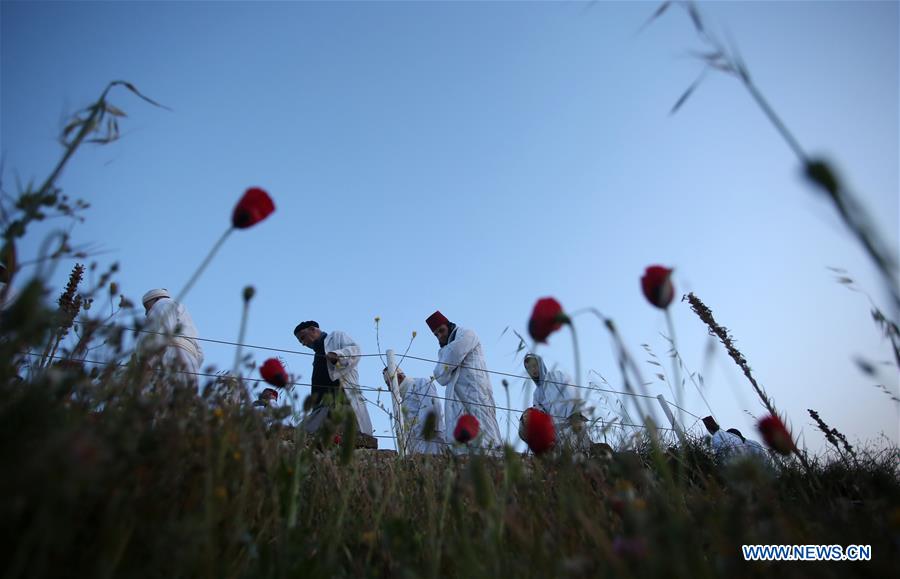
[2,369,897,578]
[3,10,900,573]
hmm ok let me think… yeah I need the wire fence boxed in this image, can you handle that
[69,321,705,424]
[20,350,679,435]
[29,319,713,450]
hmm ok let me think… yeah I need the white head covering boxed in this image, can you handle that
[142,288,171,307]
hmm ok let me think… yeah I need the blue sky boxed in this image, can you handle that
[2,1,898,452]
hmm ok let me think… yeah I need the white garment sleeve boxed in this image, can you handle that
[327,331,361,379]
[433,328,478,386]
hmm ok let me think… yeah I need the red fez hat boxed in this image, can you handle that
[426,310,450,332]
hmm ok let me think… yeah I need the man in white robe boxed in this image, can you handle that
[521,353,591,451]
[726,428,772,461]
[703,416,748,464]
[426,310,501,452]
[137,288,204,386]
[383,367,445,455]
[294,321,373,438]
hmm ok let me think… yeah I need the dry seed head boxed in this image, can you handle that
[58,263,85,329]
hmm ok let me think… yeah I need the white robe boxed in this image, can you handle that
[741,438,769,457]
[399,376,445,455]
[708,430,746,461]
[524,354,591,449]
[433,326,501,452]
[324,330,373,435]
[138,297,203,383]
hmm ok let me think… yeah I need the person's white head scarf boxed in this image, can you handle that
[142,288,171,308]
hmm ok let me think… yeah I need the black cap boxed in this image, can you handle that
[293,320,319,335]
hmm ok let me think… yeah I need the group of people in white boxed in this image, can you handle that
[138,289,770,460]
[137,290,591,455]
[288,310,593,455]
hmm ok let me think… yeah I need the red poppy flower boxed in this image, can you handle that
[523,408,556,454]
[260,358,288,388]
[757,414,794,455]
[232,187,275,229]
[260,388,279,402]
[333,434,342,445]
[454,414,480,443]
[640,265,675,309]
[528,297,568,343]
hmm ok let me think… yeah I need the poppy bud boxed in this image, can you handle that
[640,265,675,309]
[757,414,795,455]
[528,297,568,343]
[522,408,556,454]
[232,187,275,229]
[260,358,288,388]
[454,414,480,444]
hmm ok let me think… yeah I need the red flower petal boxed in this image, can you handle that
[528,297,567,343]
[640,265,674,309]
[260,358,288,388]
[523,407,556,454]
[232,187,275,229]
[454,414,480,443]
[757,414,795,455]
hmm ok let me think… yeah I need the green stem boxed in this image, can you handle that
[177,228,233,303]
[742,76,807,162]
[741,58,899,311]
[232,296,250,380]
[664,308,684,433]
[38,86,113,197]
[286,450,302,529]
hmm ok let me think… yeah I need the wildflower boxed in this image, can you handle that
[232,187,275,229]
[522,408,556,454]
[454,414,480,443]
[179,187,275,301]
[243,285,255,302]
[374,316,381,323]
[757,414,794,455]
[640,265,675,309]
[528,297,568,343]
[333,434,342,445]
[260,358,288,388]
